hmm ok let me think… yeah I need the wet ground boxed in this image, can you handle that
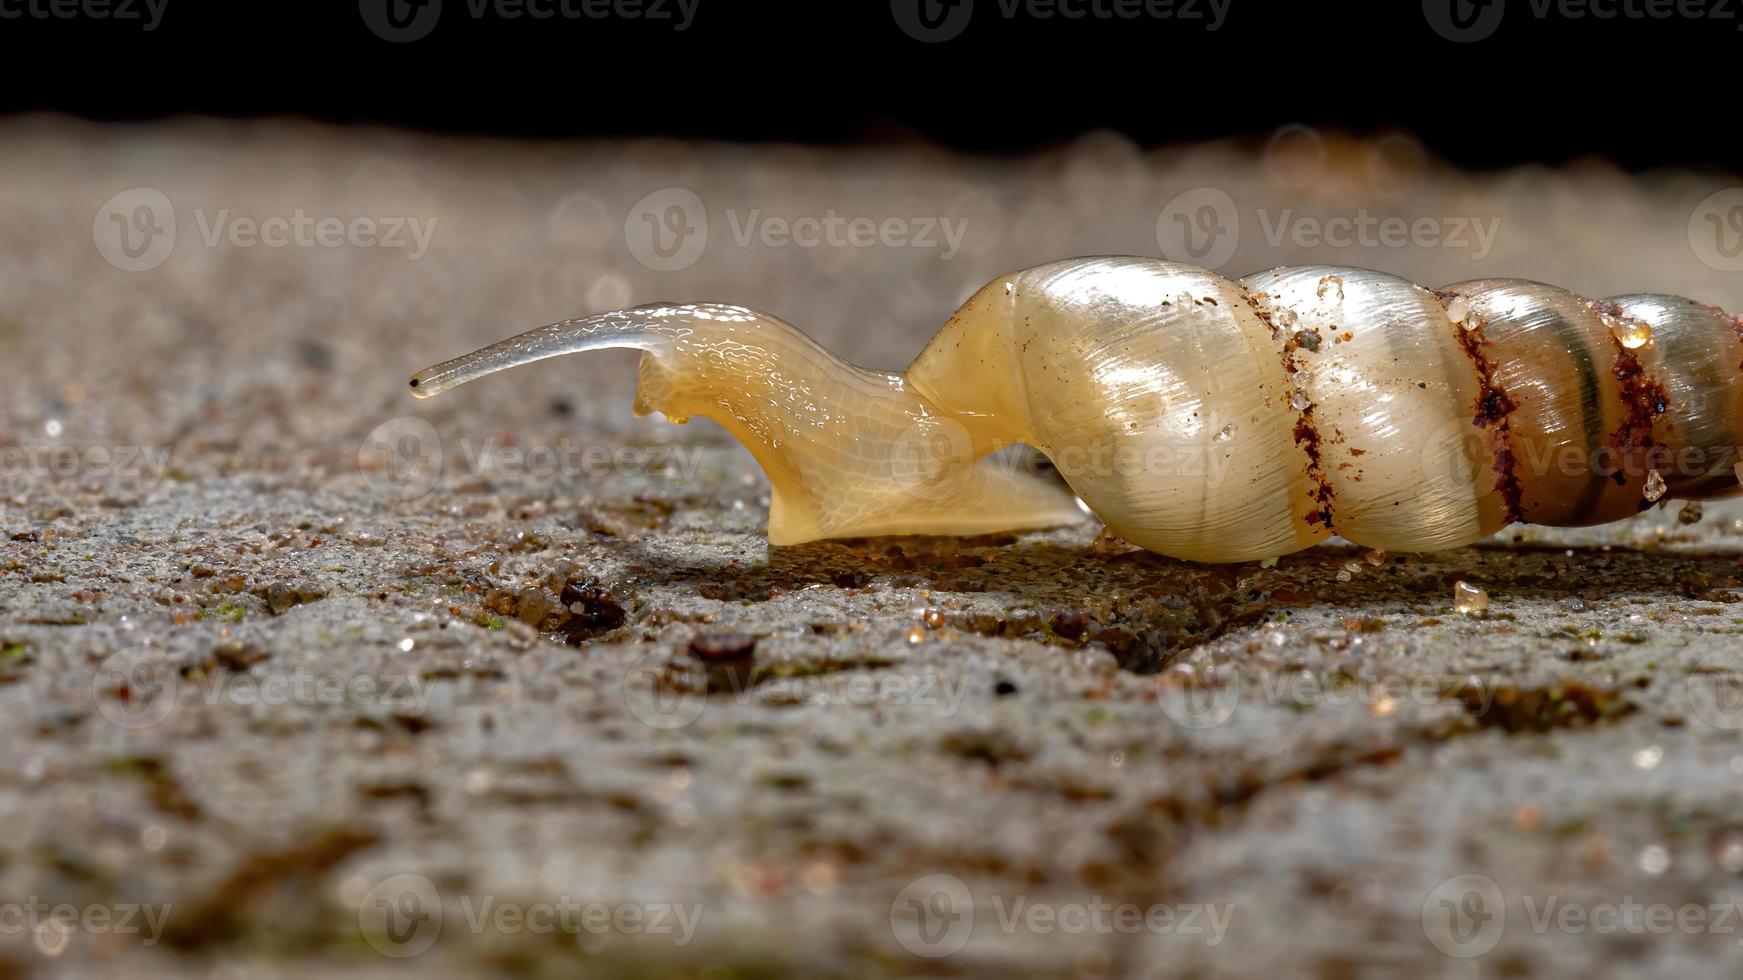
[3,120,1743,977]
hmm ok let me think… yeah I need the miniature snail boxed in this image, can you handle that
[411,257,1743,563]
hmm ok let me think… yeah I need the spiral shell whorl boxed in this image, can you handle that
[907,258,1743,562]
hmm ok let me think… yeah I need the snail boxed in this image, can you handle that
[410,257,1743,563]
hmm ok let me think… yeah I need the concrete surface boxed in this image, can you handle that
[3,119,1743,977]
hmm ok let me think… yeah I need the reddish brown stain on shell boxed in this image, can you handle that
[1607,337,1670,484]
[1248,294,1337,530]
[1445,298,1525,524]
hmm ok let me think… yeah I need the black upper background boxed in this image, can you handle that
[0,0,1734,170]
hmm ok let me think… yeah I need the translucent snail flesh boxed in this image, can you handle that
[410,257,1743,563]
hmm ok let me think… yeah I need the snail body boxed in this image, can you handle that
[411,257,1743,563]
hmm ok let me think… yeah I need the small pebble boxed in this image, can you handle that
[1643,468,1667,502]
[1452,580,1488,615]
[688,632,757,663]
[1678,500,1703,525]
[1445,294,1470,325]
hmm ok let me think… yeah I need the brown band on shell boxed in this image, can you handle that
[1441,293,1525,525]
[1593,301,1671,494]
[1246,293,1336,531]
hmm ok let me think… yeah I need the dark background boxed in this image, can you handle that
[0,0,1731,170]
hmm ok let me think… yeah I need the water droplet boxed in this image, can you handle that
[398,637,415,652]
[1632,745,1662,770]
[921,608,945,629]
[1613,316,1652,349]
[1679,500,1704,525]
[1336,570,1352,582]
[1639,844,1670,875]
[905,626,926,645]
[1364,549,1389,566]
[1453,580,1488,615]
[1215,423,1237,442]
[1273,308,1299,331]
[1445,294,1470,326]
[1644,468,1667,502]
[1289,390,1311,411]
[43,419,62,438]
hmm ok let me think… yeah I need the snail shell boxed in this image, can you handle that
[411,257,1743,563]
